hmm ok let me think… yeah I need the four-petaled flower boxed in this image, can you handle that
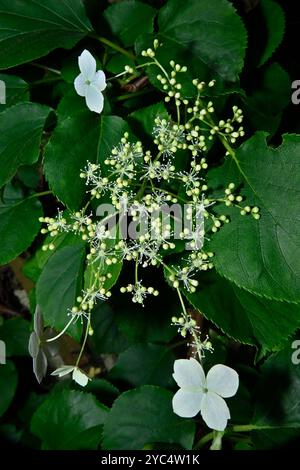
[74,49,106,114]
[172,358,239,431]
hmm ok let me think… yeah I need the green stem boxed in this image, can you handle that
[91,34,135,60]
[113,89,152,102]
[76,313,91,367]
[27,190,53,200]
[194,432,215,449]
[30,77,61,87]
[30,62,61,75]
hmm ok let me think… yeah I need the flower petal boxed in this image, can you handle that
[173,358,205,389]
[28,331,39,358]
[92,70,107,91]
[72,367,89,387]
[201,391,230,431]
[74,73,88,97]
[206,364,239,398]
[85,86,104,114]
[51,365,75,377]
[172,389,203,418]
[78,49,96,79]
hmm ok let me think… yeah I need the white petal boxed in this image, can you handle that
[74,73,88,97]
[85,86,104,114]
[172,389,203,418]
[92,70,107,91]
[201,392,230,431]
[51,365,75,377]
[173,358,205,389]
[78,49,96,80]
[206,364,239,398]
[72,367,89,387]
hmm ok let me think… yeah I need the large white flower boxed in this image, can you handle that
[74,49,106,114]
[172,358,239,431]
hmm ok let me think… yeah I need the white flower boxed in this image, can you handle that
[74,50,106,114]
[51,365,90,387]
[172,358,239,431]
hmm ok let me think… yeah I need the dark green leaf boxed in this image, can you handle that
[0,73,29,109]
[157,0,247,82]
[0,103,50,188]
[258,0,285,66]
[104,0,156,47]
[31,389,108,449]
[0,318,30,356]
[211,133,300,303]
[109,343,175,387]
[0,0,91,69]
[44,93,100,210]
[36,243,86,340]
[244,63,290,134]
[185,272,300,349]
[102,386,195,450]
[0,361,18,417]
[90,302,128,354]
[0,198,42,265]
[98,116,131,174]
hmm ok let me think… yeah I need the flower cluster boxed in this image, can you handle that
[38,44,256,409]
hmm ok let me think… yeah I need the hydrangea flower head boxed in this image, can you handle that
[74,49,106,114]
[172,358,239,431]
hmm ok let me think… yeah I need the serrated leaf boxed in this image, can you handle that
[258,0,285,67]
[157,0,247,82]
[129,102,169,141]
[0,361,18,417]
[211,132,300,303]
[36,243,86,341]
[109,343,175,387]
[31,389,108,449]
[0,103,50,188]
[0,198,42,265]
[104,0,156,47]
[0,0,92,69]
[102,386,195,450]
[185,272,300,349]
[89,302,128,354]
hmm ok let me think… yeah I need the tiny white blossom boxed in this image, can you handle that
[172,358,239,431]
[74,50,106,114]
[51,365,90,387]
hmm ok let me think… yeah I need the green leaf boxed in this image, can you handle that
[31,389,108,450]
[90,302,128,354]
[251,345,300,447]
[157,0,247,82]
[211,133,300,303]
[129,102,169,141]
[258,0,285,67]
[0,361,18,417]
[0,198,42,265]
[36,243,86,340]
[244,63,290,134]
[185,272,300,349]
[0,0,91,69]
[0,318,30,356]
[104,0,156,47]
[102,386,195,450]
[0,103,50,188]
[109,343,175,387]
[98,116,131,174]
[44,93,100,210]
[0,73,29,109]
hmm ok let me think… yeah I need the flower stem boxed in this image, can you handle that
[76,313,91,367]
[27,190,53,200]
[91,34,135,60]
